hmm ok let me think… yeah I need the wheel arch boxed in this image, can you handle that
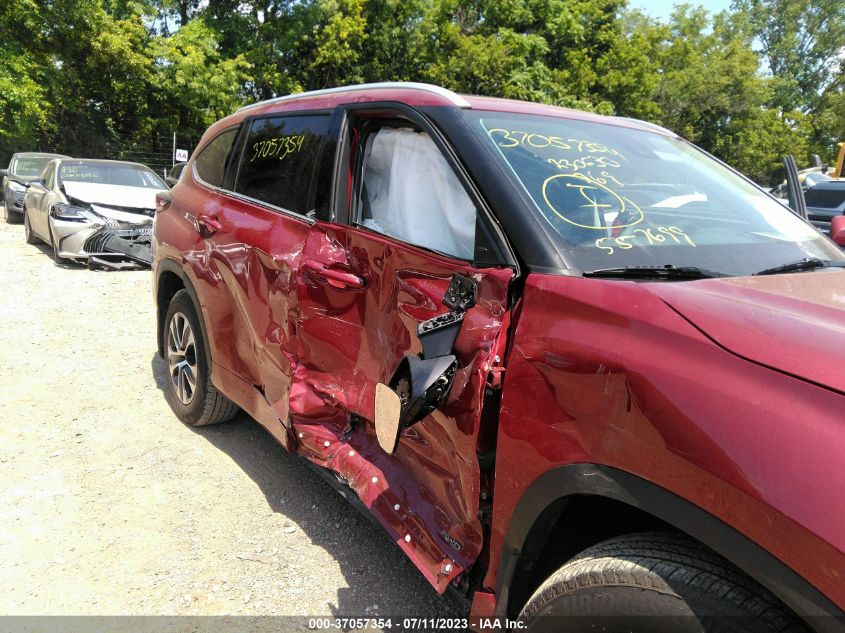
[495,464,843,631]
[155,258,211,367]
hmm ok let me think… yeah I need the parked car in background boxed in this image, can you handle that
[153,83,845,631]
[804,179,845,234]
[165,162,187,188]
[1,152,69,223]
[23,158,164,268]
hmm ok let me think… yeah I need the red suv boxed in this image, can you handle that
[153,82,845,631]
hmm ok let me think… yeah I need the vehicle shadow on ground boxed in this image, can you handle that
[27,241,81,268]
[150,353,460,619]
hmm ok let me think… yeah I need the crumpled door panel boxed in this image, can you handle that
[185,194,309,431]
[293,223,513,592]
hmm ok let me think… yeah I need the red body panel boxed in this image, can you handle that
[291,222,512,591]
[153,84,845,620]
[485,274,845,608]
[156,175,310,446]
[649,272,845,393]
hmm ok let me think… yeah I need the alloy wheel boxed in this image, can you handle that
[167,312,198,405]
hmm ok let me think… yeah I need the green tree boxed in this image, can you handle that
[412,0,634,110]
[0,0,833,185]
[714,108,811,185]
[0,0,54,151]
[732,0,845,112]
[149,18,252,136]
[650,6,765,148]
[306,0,369,87]
[595,9,664,121]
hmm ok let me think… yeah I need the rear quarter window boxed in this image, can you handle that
[194,128,238,188]
[234,114,330,216]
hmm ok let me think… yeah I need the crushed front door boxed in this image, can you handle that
[290,116,514,592]
[291,221,512,590]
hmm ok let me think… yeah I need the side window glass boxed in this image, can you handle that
[358,128,476,260]
[235,115,329,215]
[195,128,238,188]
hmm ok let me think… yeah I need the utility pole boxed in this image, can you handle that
[172,132,176,167]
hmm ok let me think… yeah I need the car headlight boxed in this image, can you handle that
[52,203,89,221]
[9,181,26,193]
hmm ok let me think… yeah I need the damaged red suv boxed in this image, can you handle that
[153,83,845,631]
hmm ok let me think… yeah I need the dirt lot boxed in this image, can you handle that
[0,211,458,626]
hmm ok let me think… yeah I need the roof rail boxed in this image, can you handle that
[237,82,472,113]
[614,116,676,137]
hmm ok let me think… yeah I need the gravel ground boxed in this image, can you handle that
[0,211,459,628]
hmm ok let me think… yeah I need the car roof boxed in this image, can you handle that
[58,158,151,169]
[12,152,69,158]
[209,82,675,143]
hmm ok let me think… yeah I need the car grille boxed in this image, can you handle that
[83,219,152,254]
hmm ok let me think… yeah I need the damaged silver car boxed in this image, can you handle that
[22,158,163,268]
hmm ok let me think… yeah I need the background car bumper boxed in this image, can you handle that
[4,190,25,214]
[50,217,153,264]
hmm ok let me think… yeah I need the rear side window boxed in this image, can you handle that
[195,128,238,188]
[235,114,329,216]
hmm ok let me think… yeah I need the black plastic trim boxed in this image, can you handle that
[496,464,844,632]
[313,108,346,222]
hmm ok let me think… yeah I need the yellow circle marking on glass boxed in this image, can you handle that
[542,173,644,230]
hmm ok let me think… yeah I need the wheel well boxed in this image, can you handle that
[497,465,842,627]
[506,494,673,617]
[156,270,185,355]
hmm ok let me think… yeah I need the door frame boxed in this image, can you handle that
[329,102,519,272]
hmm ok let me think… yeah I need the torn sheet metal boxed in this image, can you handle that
[290,222,514,592]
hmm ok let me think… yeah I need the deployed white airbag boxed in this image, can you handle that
[363,128,475,260]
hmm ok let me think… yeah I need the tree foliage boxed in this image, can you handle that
[0,0,842,183]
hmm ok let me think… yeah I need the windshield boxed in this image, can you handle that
[466,111,845,276]
[10,155,54,179]
[59,162,166,189]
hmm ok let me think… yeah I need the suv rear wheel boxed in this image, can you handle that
[519,532,806,633]
[162,290,239,426]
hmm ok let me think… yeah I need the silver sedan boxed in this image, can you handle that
[23,159,165,267]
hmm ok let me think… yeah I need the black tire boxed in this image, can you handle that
[23,207,38,245]
[162,289,239,426]
[47,222,64,264]
[519,532,807,633]
[5,201,23,224]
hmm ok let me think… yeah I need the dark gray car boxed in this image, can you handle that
[805,179,845,233]
[1,152,69,223]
